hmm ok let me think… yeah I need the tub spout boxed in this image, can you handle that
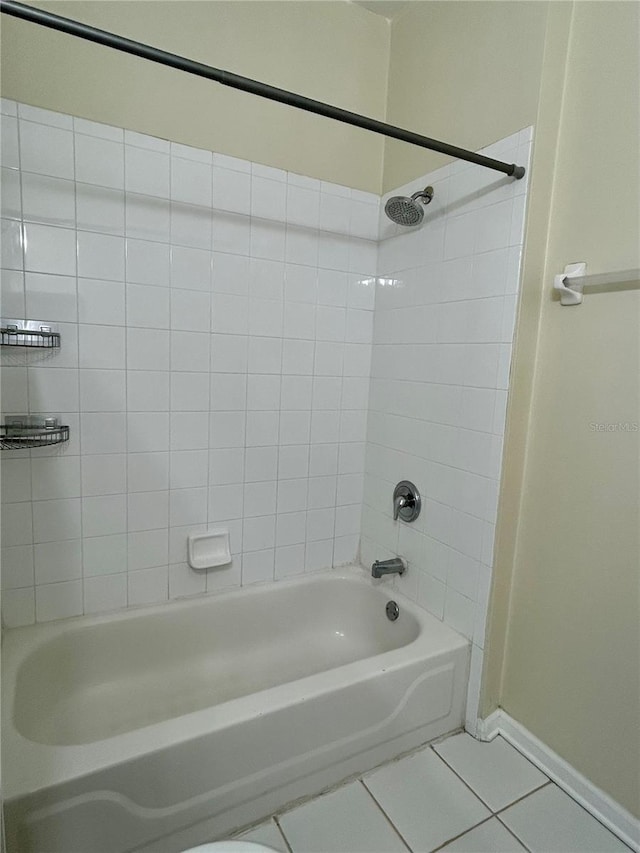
[371,557,405,579]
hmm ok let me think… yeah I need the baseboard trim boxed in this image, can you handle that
[476,710,639,852]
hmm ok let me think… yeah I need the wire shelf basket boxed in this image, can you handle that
[1,319,61,348]
[1,419,69,450]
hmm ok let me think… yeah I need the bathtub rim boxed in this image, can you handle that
[2,564,468,800]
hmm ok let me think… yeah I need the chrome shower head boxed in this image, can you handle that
[384,186,434,226]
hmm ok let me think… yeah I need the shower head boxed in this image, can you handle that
[384,186,434,226]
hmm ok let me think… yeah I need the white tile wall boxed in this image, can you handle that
[1,98,530,725]
[361,129,532,729]
[1,100,377,626]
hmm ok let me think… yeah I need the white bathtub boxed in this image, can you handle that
[3,567,469,853]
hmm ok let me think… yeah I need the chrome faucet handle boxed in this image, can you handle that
[392,481,421,523]
[393,494,407,521]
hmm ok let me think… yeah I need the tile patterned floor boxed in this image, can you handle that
[234,732,632,853]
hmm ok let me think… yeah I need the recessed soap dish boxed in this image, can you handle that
[187,529,232,571]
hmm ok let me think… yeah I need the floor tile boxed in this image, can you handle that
[500,784,631,852]
[434,733,548,811]
[440,818,526,852]
[238,818,289,852]
[278,780,408,853]
[364,747,490,853]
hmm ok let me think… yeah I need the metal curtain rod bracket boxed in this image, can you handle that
[1,0,526,180]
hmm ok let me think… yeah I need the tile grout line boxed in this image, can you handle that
[273,220,287,581]
[122,122,130,610]
[164,147,174,605]
[72,118,88,618]
[428,813,496,853]
[203,164,216,597]
[358,778,414,853]
[494,779,552,816]
[495,777,635,853]
[302,276,318,575]
[429,745,496,810]
[14,106,38,623]
[366,393,509,438]
[272,815,293,853]
[493,811,535,853]
[411,744,515,850]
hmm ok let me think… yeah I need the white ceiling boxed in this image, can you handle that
[352,1,415,22]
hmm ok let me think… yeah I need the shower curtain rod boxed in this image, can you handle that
[1,0,526,180]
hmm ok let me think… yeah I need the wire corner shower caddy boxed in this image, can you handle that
[1,417,69,450]
[0,319,61,348]
[1,0,526,182]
